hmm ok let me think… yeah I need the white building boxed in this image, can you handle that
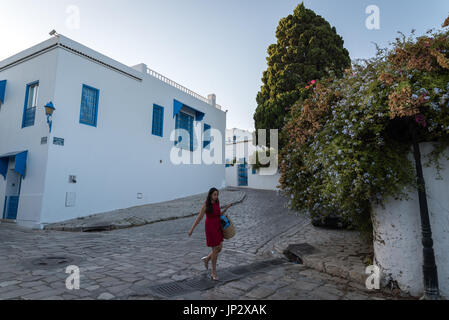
[225,128,280,190]
[0,34,226,229]
[225,128,257,165]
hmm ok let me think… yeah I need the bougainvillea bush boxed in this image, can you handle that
[279,18,449,240]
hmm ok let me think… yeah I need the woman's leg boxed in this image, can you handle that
[206,249,213,262]
[211,242,223,276]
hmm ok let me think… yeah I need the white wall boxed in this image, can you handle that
[225,165,238,187]
[372,143,449,298]
[225,165,280,191]
[248,167,280,190]
[225,128,256,163]
[39,43,226,225]
[0,48,57,228]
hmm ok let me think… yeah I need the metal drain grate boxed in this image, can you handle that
[148,282,194,298]
[139,258,290,298]
[182,277,216,291]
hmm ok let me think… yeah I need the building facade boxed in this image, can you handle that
[0,35,226,229]
[225,128,280,190]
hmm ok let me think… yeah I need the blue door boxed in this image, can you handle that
[3,196,19,219]
[238,164,248,186]
[2,169,21,220]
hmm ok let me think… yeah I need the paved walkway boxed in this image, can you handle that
[0,188,406,300]
[44,188,246,231]
[259,219,373,286]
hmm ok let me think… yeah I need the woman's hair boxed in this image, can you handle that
[206,188,219,214]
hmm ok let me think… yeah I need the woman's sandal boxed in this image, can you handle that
[201,256,209,270]
[210,273,219,281]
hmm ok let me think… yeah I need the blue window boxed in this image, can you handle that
[152,104,164,137]
[175,111,194,151]
[79,84,99,127]
[22,81,39,128]
[203,123,211,149]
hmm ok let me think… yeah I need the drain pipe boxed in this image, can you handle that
[409,119,440,300]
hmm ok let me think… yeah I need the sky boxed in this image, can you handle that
[1,0,449,131]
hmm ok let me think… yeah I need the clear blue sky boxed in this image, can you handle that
[1,0,448,131]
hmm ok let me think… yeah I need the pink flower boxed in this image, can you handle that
[311,80,316,85]
[415,114,427,128]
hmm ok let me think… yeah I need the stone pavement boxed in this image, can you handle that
[0,188,408,300]
[44,188,246,232]
[129,259,402,300]
[178,263,403,300]
[259,219,373,286]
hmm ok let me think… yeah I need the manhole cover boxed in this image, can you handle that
[23,254,83,270]
[31,256,74,267]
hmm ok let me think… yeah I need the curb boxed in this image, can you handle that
[44,191,247,232]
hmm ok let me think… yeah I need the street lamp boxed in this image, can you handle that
[44,101,56,133]
[408,116,440,300]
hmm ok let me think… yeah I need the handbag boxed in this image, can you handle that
[220,214,235,240]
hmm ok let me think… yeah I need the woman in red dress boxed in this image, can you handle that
[188,188,231,280]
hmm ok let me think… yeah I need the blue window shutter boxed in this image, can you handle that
[152,104,164,137]
[80,84,99,127]
[0,80,6,105]
[175,111,194,151]
[22,81,38,128]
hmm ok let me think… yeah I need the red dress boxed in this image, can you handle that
[205,201,224,247]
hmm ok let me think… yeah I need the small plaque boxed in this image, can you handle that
[41,137,48,145]
[53,137,64,146]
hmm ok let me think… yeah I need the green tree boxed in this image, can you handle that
[254,3,350,146]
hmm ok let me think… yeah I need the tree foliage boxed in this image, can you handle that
[253,2,351,145]
[279,19,449,240]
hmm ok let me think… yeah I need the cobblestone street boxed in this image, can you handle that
[0,188,397,300]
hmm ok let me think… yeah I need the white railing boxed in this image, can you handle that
[146,67,222,110]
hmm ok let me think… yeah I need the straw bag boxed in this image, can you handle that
[220,214,235,240]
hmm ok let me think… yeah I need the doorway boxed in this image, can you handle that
[237,163,248,187]
[2,169,22,220]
